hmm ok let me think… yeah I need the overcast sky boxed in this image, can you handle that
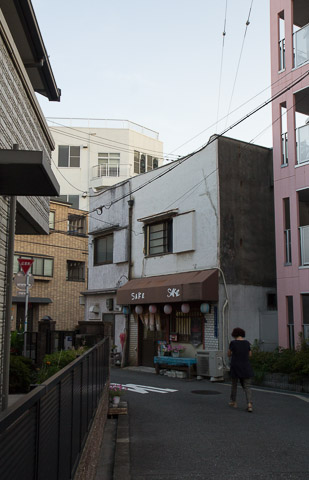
[33,0,272,158]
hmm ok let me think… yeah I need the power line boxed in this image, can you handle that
[216,0,228,129]
[15,239,88,253]
[47,119,177,160]
[89,67,309,215]
[225,0,254,127]
[49,67,309,229]
[168,64,296,156]
[51,157,87,193]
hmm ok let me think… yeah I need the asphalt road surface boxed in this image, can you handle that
[111,367,309,480]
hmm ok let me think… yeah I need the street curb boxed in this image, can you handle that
[113,410,131,480]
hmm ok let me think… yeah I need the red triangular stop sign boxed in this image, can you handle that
[18,258,34,275]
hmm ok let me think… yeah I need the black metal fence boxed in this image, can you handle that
[0,337,110,480]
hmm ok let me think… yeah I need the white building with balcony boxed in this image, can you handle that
[48,118,164,211]
[270,0,309,348]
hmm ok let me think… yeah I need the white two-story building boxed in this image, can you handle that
[84,135,278,369]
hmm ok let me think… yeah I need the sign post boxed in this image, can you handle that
[17,258,34,357]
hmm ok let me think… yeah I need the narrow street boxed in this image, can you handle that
[110,367,309,480]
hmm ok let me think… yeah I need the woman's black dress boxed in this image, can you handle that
[229,340,254,379]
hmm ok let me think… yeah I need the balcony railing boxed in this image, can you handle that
[279,38,286,70]
[300,225,309,266]
[92,163,130,179]
[47,117,160,140]
[296,124,309,165]
[293,23,309,68]
[281,132,288,165]
[284,228,292,264]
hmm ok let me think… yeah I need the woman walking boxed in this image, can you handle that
[228,327,254,412]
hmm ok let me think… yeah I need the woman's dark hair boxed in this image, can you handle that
[231,327,245,338]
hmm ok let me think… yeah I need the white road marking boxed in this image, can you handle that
[111,383,178,394]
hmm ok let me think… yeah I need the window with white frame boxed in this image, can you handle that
[49,210,55,230]
[94,234,113,265]
[14,255,53,277]
[67,260,85,282]
[98,152,120,176]
[144,219,173,256]
[134,151,159,174]
[68,214,86,236]
[58,146,80,167]
[283,198,291,265]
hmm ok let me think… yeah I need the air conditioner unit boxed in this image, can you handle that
[196,351,223,378]
[114,304,122,312]
[197,351,210,376]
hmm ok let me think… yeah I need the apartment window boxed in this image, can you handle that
[68,215,86,236]
[144,219,173,256]
[134,151,159,174]
[49,210,55,230]
[281,103,288,166]
[278,12,285,71]
[67,261,85,282]
[302,294,309,341]
[293,21,309,68]
[98,152,120,176]
[94,234,113,265]
[287,296,294,349]
[58,146,80,167]
[283,198,291,265]
[14,255,53,277]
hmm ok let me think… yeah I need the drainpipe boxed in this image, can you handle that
[2,144,18,410]
[121,195,134,367]
[216,266,229,369]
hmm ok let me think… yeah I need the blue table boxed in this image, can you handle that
[154,356,197,379]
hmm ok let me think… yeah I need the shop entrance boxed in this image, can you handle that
[139,316,167,367]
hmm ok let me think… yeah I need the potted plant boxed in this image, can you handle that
[109,383,127,406]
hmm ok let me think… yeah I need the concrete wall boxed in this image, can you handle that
[129,141,219,278]
[218,136,276,287]
[224,284,278,347]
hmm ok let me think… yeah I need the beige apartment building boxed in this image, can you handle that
[12,200,88,333]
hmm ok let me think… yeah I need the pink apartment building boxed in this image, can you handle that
[270,0,309,348]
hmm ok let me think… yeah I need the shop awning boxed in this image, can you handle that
[12,296,52,304]
[116,269,218,305]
